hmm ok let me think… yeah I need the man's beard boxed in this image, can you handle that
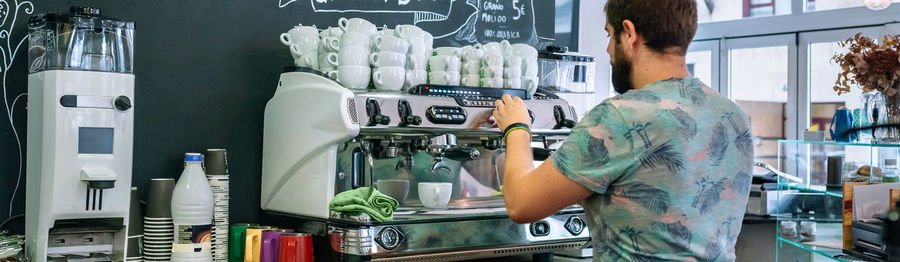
[611,42,634,94]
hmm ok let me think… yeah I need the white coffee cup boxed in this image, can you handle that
[461,74,480,86]
[320,27,344,38]
[423,31,434,52]
[483,40,511,55]
[482,53,503,67]
[461,61,481,75]
[504,78,522,89]
[432,47,460,57]
[407,54,427,70]
[523,59,539,77]
[340,31,372,51]
[405,70,427,88]
[460,46,485,61]
[319,52,339,71]
[337,66,371,90]
[503,67,523,79]
[376,179,410,204]
[480,65,503,78]
[338,47,371,67]
[324,70,338,80]
[372,67,406,91]
[395,24,426,39]
[289,43,317,59]
[523,76,539,95]
[369,51,406,68]
[405,36,428,55]
[319,37,341,52]
[480,78,503,88]
[504,56,523,69]
[294,54,318,69]
[378,29,395,37]
[428,55,461,72]
[418,182,452,209]
[280,25,319,47]
[511,43,538,60]
[338,17,377,36]
[428,71,460,85]
[374,35,410,54]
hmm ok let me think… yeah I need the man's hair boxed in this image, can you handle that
[605,0,698,56]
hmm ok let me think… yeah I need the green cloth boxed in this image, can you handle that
[329,187,399,222]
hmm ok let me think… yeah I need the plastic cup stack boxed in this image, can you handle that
[206,149,230,262]
[144,178,176,261]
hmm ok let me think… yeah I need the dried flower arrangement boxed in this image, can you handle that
[832,33,900,96]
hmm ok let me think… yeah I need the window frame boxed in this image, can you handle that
[687,40,722,93]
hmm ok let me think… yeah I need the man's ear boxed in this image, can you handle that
[619,19,640,55]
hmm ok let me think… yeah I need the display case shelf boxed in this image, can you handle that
[776,140,899,261]
[777,183,843,198]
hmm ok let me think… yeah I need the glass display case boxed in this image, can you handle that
[776,140,899,261]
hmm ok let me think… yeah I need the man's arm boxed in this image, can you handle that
[494,95,594,224]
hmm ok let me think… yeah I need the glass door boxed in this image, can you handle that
[724,34,798,170]
[687,39,721,94]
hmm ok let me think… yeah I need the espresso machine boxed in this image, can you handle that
[261,68,588,261]
[25,7,135,261]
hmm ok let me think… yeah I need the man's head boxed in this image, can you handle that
[605,0,698,94]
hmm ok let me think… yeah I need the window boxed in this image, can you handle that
[799,27,886,141]
[555,0,579,51]
[806,0,900,12]
[687,40,720,91]
[697,0,791,23]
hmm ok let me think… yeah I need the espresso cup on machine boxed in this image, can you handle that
[376,179,410,204]
[428,71,460,86]
[418,182,452,209]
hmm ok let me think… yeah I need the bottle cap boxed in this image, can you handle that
[185,153,203,162]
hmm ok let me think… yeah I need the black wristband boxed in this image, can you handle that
[503,123,532,141]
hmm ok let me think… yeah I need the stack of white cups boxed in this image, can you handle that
[429,47,461,86]
[503,55,523,90]
[317,27,343,78]
[479,41,509,88]
[395,24,431,90]
[336,18,377,90]
[512,43,540,95]
[281,25,320,69]
[459,45,484,87]
[370,32,409,91]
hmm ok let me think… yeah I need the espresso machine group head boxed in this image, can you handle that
[25,6,135,261]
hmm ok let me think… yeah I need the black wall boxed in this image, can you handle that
[0,0,554,233]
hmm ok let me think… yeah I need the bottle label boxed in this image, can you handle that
[172,224,213,253]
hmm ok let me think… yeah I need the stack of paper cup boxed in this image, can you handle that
[395,24,431,90]
[459,45,484,87]
[127,187,144,261]
[144,178,176,261]
[205,149,230,262]
[428,47,461,86]
[512,43,540,96]
[370,33,408,91]
[280,25,320,69]
[336,18,377,90]
[318,27,342,79]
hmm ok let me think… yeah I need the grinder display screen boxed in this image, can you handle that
[78,127,114,154]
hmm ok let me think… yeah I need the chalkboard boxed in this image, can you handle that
[0,0,554,234]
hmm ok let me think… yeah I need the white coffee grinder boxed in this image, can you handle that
[25,6,135,261]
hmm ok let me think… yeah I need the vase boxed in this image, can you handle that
[869,91,900,143]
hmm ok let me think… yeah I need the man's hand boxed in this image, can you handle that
[493,94,531,130]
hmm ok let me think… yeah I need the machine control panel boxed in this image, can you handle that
[376,227,404,250]
[565,216,585,235]
[530,220,551,237]
[408,84,530,108]
[426,106,467,124]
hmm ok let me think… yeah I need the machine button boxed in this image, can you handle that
[114,96,132,111]
[530,220,551,236]
[375,227,404,250]
[565,216,586,235]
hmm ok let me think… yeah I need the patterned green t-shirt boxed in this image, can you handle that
[551,78,754,262]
